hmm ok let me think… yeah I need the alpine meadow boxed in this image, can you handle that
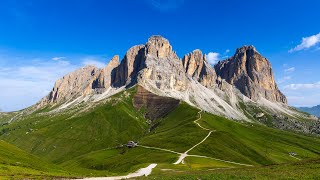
[0,0,320,179]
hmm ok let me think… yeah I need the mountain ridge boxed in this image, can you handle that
[30,35,317,134]
[298,105,320,117]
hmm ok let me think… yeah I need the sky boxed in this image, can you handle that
[0,0,320,111]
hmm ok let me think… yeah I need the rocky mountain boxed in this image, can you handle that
[182,49,216,88]
[1,35,320,179]
[298,105,320,117]
[215,45,287,104]
[34,35,316,131]
[93,55,120,89]
[41,65,100,105]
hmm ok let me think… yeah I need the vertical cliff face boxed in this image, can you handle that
[138,36,188,91]
[112,36,187,91]
[112,45,146,87]
[44,65,100,104]
[40,36,288,122]
[145,35,179,59]
[94,55,120,89]
[182,49,216,88]
[215,45,287,104]
[42,55,120,105]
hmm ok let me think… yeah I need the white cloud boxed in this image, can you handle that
[281,86,320,107]
[0,58,78,111]
[277,76,291,84]
[225,49,230,54]
[289,32,320,52]
[284,67,295,73]
[206,52,220,65]
[82,58,106,68]
[52,56,66,61]
[0,52,110,111]
[283,82,320,90]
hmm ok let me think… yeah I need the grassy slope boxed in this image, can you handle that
[0,88,148,164]
[0,112,18,124]
[0,87,319,178]
[144,158,320,179]
[0,140,72,179]
[61,147,177,177]
[139,103,208,152]
[189,112,320,165]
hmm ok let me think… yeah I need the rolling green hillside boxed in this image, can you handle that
[143,158,320,179]
[0,88,148,164]
[0,87,319,178]
[0,140,71,178]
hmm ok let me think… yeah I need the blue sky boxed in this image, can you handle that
[1,0,320,111]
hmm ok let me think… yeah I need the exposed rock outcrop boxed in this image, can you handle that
[182,49,216,88]
[112,45,146,87]
[41,55,121,105]
[215,45,287,104]
[39,36,290,123]
[138,36,188,91]
[145,35,178,59]
[133,86,180,120]
[94,55,120,89]
[44,65,100,104]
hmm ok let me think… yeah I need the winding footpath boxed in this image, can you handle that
[172,110,252,166]
[79,109,253,180]
[174,110,214,164]
[139,110,252,167]
[80,164,157,180]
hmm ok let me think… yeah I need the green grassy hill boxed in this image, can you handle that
[143,158,320,179]
[0,86,319,178]
[0,88,148,164]
[0,140,71,178]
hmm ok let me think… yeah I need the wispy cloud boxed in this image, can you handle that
[277,76,291,84]
[147,0,185,12]
[281,82,320,107]
[206,52,220,65]
[283,82,320,90]
[52,56,66,61]
[284,67,295,73]
[0,52,109,111]
[0,58,78,111]
[289,33,320,52]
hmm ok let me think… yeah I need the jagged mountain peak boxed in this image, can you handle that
[185,49,206,61]
[182,49,216,88]
[38,36,290,122]
[109,55,120,64]
[191,49,203,53]
[145,35,177,59]
[215,46,287,104]
[42,65,100,105]
[147,35,169,44]
[235,45,257,53]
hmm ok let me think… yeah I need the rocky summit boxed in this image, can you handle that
[215,45,287,104]
[182,49,216,88]
[39,35,295,121]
